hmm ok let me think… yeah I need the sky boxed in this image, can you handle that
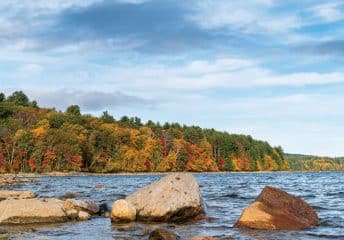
[1,0,344,156]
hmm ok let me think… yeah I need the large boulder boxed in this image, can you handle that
[235,186,320,230]
[126,173,204,222]
[0,190,35,200]
[0,198,68,224]
[111,199,136,222]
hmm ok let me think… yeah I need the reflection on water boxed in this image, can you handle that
[2,172,343,240]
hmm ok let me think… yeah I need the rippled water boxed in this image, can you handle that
[2,172,343,240]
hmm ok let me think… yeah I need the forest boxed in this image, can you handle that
[285,154,344,171]
[0,91,293,173]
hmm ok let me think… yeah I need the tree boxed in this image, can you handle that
[0,93,5,102]
[100,111,115,123]
[66,105,81,116]
[30,100,38,108]
[7,91,30,106]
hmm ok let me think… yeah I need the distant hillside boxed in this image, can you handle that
[0,91,288,173]
[285,153,344,171]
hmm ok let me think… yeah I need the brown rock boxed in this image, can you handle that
[148,228,180,240]
[126,173,204,222]
[235,186,320,230]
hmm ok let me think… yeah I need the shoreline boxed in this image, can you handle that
[1,170,343,178]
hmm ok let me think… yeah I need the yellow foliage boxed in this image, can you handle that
[156,151,177,172]
[264,155,278,171]
[14,129,26,140]
[31,127,46,138]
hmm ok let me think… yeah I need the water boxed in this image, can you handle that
[2,172,343,240]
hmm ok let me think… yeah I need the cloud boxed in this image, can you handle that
[13,0,221,54]
[292,40,344,56]
[93,57,344,92]
[1,0,341,57]
[29,90,155,112]
[188,0,302,34]
[311,2,344,23]
[0,0,271,55]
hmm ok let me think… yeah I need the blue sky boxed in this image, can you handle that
[1,0,344,156]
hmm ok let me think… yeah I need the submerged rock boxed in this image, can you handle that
[125,173,204,222]
[0,198,67,224]
[0,175,38,187]
[0,190,36,200]
[111,199,136,222]
[189,237,215,240]
[235,186,320,230]
[58,192,83,199]
[148,228,180,240]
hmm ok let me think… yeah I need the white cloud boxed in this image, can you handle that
[311,2,344,23]
[189,0,302,34]
[94,57,344,92]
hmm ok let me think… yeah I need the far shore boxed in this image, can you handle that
[1,170,342,178]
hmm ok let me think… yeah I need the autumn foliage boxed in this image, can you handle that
[0,91,290,173]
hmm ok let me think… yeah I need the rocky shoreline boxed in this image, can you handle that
[0,173,320,239]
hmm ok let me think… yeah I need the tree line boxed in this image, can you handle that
[0,91,289,173]
[285,154,344,171]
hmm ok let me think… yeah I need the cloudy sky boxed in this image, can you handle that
[1,0,344,156]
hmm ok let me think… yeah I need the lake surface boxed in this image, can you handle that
[2,172,343,240]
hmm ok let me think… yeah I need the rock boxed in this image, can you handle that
[148,228,180,240]
[66,209,78,220]
[111,199,136,222]
[0,190,36,200]
[63,199,100,214]
[99,203,111,217]
[126,173,204,222]
[95,184,105,189]
[59,192,83,199]
[0,198,68,224]
[0,175,38,187]
[78,211,91,221]
[235,186,320,230]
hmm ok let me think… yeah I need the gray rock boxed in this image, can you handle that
[126,173,204,222]
[0,198,67,224]
[0,190,36,200]
[63,199,100,214]
[111,199,136,222]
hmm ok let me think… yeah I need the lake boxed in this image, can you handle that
[2,172,343,240]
